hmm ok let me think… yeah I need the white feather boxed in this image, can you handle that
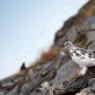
[64,41,95,75]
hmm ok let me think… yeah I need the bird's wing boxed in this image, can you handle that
[79,48,95,58]
[86,50,95,53]
[79,48,95,53]
[84,48,95,57]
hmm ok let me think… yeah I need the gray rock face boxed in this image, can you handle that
[51,60,79,85]
[76,85,95,95]
[1,1,95,95]
[86,31,95,50]
[0,91,5,95]
[83,16,95,25]
[6,86,19,95]
[20,82,33,95]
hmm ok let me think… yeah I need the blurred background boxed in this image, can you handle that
[0,0,88,79]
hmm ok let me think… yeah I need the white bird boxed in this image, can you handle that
[64,41,95,75]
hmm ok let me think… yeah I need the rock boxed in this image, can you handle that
[51,60,79,85]
[86,31,95,50]
[1,81,15,91]
[0,91,5,95]
[20,82,32,95]
[6,86,19,95]
[0,0,95,95]
[26,69,34,81]
[83,16,95,25]
[88,78,95,86]
[76,87,95,95]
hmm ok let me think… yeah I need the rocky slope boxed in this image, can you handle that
[1,0,95,95]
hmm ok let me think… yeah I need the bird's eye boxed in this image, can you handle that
[64,43,68,47]
[64,41,72,47]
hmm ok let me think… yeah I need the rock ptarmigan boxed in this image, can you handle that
[64,41,95,75]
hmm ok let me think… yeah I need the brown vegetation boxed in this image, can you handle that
[74,31,87,47]
[31,46,61,68]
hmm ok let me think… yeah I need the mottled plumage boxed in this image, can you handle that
[64,41,95,75]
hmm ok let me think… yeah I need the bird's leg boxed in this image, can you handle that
[79,66,87,75]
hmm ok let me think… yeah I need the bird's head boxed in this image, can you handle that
[64,41,74,49]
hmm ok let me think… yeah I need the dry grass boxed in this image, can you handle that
[31,46,61,68]
[74,32,87,48]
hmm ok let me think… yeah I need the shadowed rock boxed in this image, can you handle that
[1,0,95,95]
